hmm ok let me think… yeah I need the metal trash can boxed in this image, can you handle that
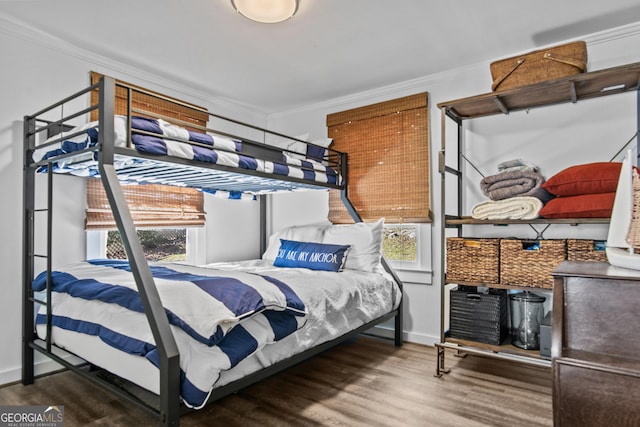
[509,291,546,350]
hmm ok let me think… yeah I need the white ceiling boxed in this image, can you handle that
[2,0,640,113]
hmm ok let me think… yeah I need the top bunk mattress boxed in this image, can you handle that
[26,75,345,195]
[32,115,340,194]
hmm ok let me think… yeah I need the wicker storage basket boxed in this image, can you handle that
[449,288,508,345]
[567,239,608,262]
[500,239,566,288]
[446,238,500,284]
[490,41,587,91]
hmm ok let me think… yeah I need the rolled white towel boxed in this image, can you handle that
[471,196,543,220]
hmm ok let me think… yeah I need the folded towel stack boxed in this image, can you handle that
[472,159,552,220]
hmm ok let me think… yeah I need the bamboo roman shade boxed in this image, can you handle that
[326,93,430,224]
[89,71,208,130]
[86,72,208,230]
[86,179,206,230]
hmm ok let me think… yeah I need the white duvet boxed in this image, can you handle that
[36,259,400,408]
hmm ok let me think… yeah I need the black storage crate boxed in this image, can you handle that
[449,287,508,345]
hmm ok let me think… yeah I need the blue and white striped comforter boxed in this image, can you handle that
[32,116,338,185]
[33,259,307,408]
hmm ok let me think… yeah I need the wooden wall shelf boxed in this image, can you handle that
[444,216,610,227]
[437,62,640,120]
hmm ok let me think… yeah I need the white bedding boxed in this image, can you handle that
[35,259,400,408]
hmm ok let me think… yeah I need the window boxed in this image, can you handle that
[382,224,417,262]
[85,72,211,264]
[106,229,187,261]
[85,179,207,264]
[87,227,205,264]
[326,94,431,274]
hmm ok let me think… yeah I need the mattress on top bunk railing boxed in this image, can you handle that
[34,258,400,409]
[32,115,338,190]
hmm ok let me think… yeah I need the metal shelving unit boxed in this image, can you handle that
[435,62,640,376]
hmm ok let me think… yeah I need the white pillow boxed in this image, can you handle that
[262,221,332,261]
[114,116,127,147]
[311,137,333,148]
[284,133,310,160]
[322,218,384,272]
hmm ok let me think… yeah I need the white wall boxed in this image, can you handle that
[266,23,640,345]
[204,195,262,261]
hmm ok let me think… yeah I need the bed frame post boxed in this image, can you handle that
[339,187,404,347]
[259,195,267,256]
[22,115,36,385]
[97,76,181,426]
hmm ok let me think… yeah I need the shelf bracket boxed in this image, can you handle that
[492,96,509,115]
[528,223,551,239]
[569,81,578,103]
[461,153,486,178]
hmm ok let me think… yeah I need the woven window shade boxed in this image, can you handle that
[86,179,206,230]
[89,71,208,130]
[326,93,430,224]
[86,73,207,230]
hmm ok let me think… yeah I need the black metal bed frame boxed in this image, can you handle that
[22,76,404,426]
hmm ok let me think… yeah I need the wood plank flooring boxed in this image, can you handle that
[0,336,552,426]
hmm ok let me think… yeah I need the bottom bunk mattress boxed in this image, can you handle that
[33,259,401,408]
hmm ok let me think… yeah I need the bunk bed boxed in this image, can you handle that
[22,75,403,426]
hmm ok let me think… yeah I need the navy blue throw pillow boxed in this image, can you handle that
[273,239,350,272]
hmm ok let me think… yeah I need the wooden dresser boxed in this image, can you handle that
[552,261,640,427]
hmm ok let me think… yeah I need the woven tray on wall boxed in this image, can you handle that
[500,239,566,289]
[446,238,500,284]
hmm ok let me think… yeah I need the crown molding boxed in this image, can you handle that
[583,20,640,45]
[268,71,448,121]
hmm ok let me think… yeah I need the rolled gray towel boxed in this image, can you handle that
[480,170,554,202]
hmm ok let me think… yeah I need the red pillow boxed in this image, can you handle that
[542,162,622,196]
[539,193,616,219]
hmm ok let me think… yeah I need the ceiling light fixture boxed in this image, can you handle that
[231,0,298,24]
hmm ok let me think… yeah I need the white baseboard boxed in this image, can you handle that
[0,352,84,387]
[366,324,439,347]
